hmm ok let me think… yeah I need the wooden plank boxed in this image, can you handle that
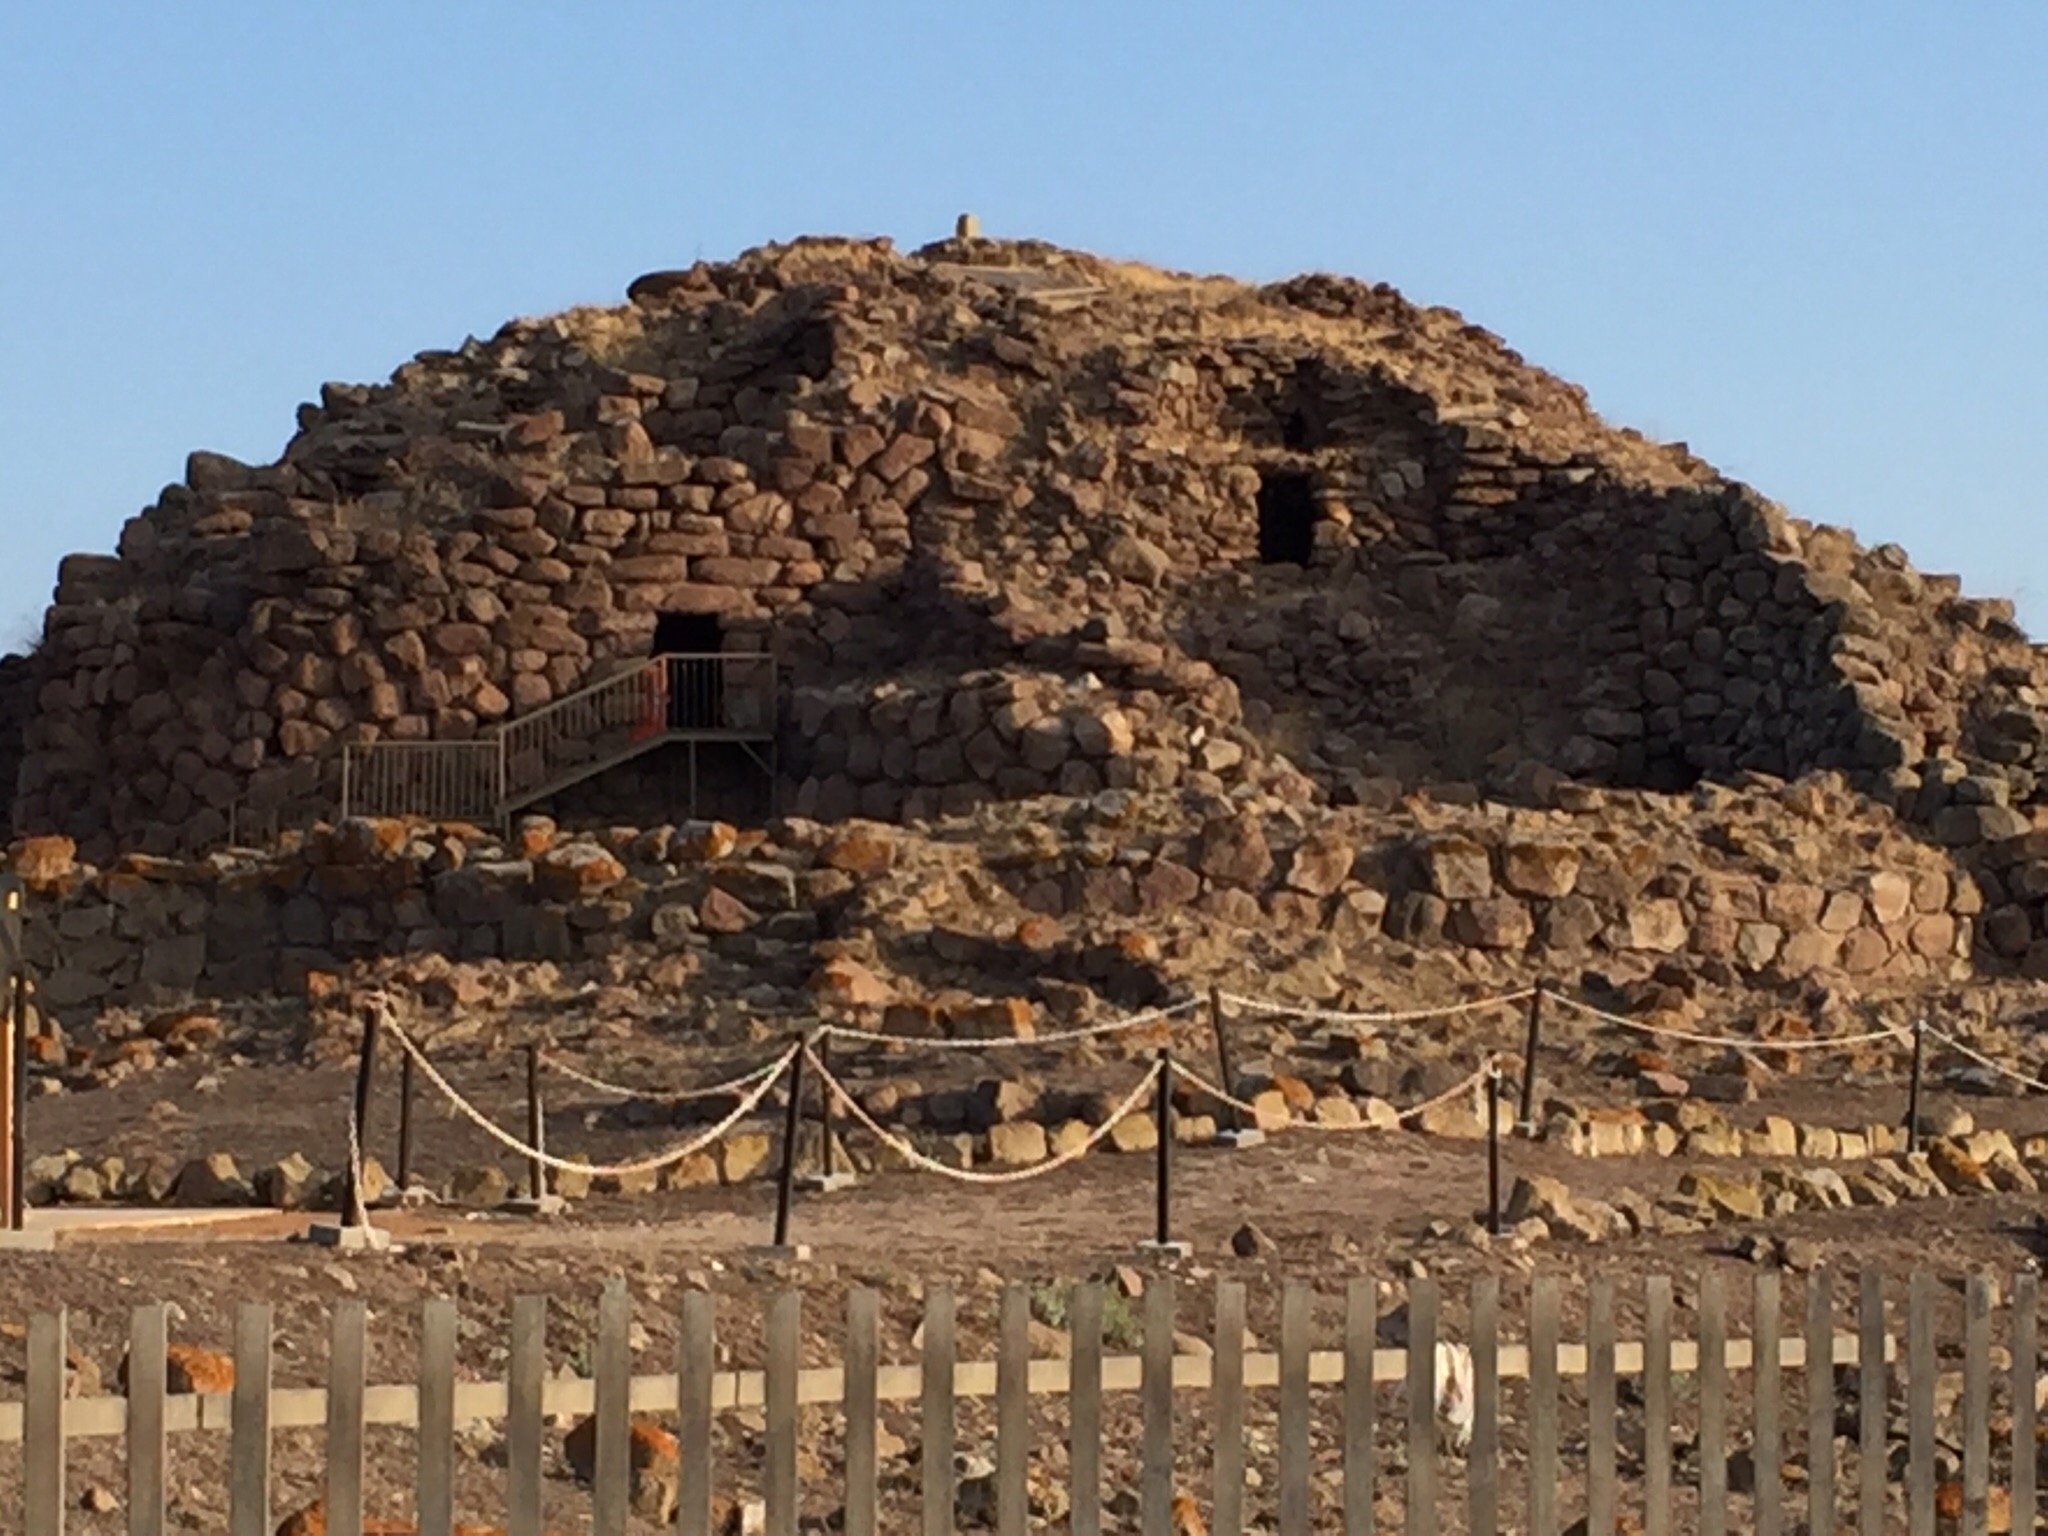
[25,1309,66,1536]
[0,1320,1874,1451]
[1470,1276,1500,1536]
[2015,1272,2038,1536]
[1587,1278,1616,1536]
[1963,1275,1991,1536]
[1909,1271,1935,1536]
[1343,1278,1374,1536]
[229,1302,272,1536]
[843,1289,879,1536]
[1805,1270,1834,1536]
[921,1285,956,1536]
[592,1277,632,1536]
[326,1301,366,1536]
[127,1304,167,1536]
[1699,1270,1727,1536]
[1407,1276,1440,1536]
[677,1292,715,1536]
[1643,1277,1671,1536]
[1070,1284,1103,1536]
[765,1290,800,1536]
[1859,1271,1887,1536]
[996,1286,1029,1536]
[1754,1270,1782,1536]
[506,1297,545,1536]
[1143,1277,1176,1536]
[1279,1283,1311,1536]
[1214,1281,1247,1536]
[418,1298,456,1536]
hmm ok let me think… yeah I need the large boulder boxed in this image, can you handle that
[1418,837,1491,900]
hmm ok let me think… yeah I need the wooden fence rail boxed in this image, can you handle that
[0,1268,2027,1536]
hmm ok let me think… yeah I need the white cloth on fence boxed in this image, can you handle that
[1434,1341,1475,1453]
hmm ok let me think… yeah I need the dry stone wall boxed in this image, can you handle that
[9,763,2025,1036]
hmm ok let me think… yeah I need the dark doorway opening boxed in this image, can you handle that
[652,612,723,729]
[1256,471,1317,565]
[653,612,722,655]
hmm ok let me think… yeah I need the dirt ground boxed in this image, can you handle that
[2,1109,2044,1534]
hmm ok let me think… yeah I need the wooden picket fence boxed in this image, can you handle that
[0,1265,2034,1536]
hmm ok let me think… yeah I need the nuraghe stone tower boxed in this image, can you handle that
[9,232,2048,1024]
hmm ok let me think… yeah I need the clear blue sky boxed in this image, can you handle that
[3,4,2044,648]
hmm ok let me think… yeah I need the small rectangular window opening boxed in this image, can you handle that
[1256,471,1318,565]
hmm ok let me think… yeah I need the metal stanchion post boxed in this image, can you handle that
[506,1043,563,1216]
[800,1030,853,1193]
[309,1003,393,1250]
[1486,1062,1504,1236]
[0,876,26,1242]
[525,1045,545,1201]
[768,1037,810,1258]
[394,1050,417,1202]
[1515,981,1547,1136]
[1906,1017,1926,1154]
[1210,986,1261,1148]
[343,1008,381,1227]
[1140,1049,1190,1258]
[8,970,25,1232]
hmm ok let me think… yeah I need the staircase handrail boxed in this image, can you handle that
[339,651,773,823]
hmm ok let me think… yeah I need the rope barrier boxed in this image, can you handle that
[344,1093,367,1226]
[379,1007,798,1178]
[1921,1025,2048,1095]
[1170,1057,1495,1131]
[1544,993,1908,1053]
[820,996,1203,1051]
[539,1049,788,1103]
[352,969,2048,1219]
[1218,989,1537,1025]
[803,1044,1165,1185]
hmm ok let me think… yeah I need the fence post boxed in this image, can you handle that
[129,1303,168,1536]
[1515,981,1546,1135]
[765,1291,801,1536]
[592,1278,631,1536]
[768,1036,808,1255]
[25,1308,66,1536]
[2015,1272,2039,1536]
[1069,1283,1104,1536]
[1141,1277,1176,1536]
[844,1289,879,1536]
[1278,1283,1310,1536]
[419,1298,457,1536]
[920,1285,956,1536]
[328,1300,367,1536]
[229,1303,272,1536]
[1906,1017,1926,1153]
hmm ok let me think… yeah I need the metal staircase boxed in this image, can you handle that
[338,653,777,827]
